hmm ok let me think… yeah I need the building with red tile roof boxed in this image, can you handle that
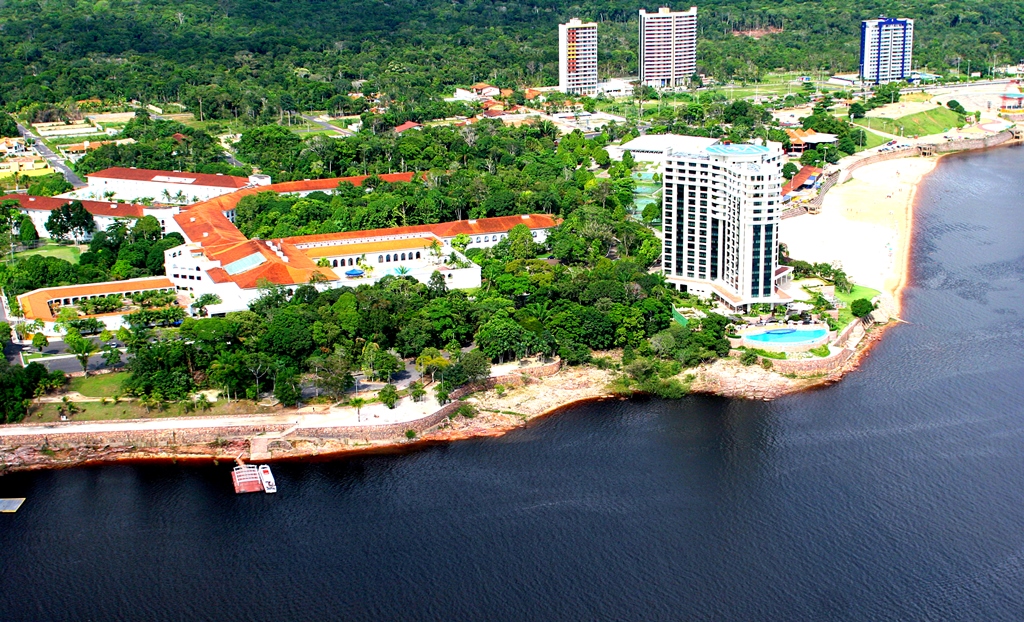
[18,277,175,323]
[785,128,838,154]
[65,167,262,205]
[0,194,162,241]
[14,172,560,324]
[781,165,823,197]
[393,121,423,134]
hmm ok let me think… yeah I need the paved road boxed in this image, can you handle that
[223,151,245,167]
[298,114,351,136]
[16,122,86,187]
[32,352,125,374]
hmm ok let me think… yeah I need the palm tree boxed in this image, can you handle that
[65,332,98,376]
[194,393,212,412]
[349,397,366,422]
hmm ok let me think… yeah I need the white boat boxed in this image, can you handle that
[258,464,277,494]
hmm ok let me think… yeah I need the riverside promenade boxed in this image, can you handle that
[0,358,563,465]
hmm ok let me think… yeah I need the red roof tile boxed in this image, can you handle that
[18,277,174,321]
[781,166,823,196]
[89,167,249,189]
[393,121,422,133]
[0,194,145,218]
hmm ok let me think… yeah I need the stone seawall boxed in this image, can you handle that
[833,319,862,348]
[729,347,855,375]
[769,348,855,374]
[830,131,1016,187]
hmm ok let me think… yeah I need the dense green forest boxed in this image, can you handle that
[1,0,1021,119]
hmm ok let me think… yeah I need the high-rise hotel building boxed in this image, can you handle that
[558,18,599,95]
[660,137,788,310]
[860,17,914,84]
[639,7,698,88]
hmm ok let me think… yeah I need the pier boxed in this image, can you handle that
[231,456,264,494]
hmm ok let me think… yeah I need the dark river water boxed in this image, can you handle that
[3,146,1024,621]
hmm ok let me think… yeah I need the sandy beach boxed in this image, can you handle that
[781,157,938,314]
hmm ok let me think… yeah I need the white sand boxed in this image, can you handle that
[780,158,938,312]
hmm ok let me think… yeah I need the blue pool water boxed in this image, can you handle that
[746,327,827,344]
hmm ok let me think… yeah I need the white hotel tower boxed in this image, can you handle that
[639,6,698,88]
[558,18,599,95]
[660,137,789,310]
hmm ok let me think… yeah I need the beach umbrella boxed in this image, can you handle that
[345,268,365,276]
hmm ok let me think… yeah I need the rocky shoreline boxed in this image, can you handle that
[1,324,893,475]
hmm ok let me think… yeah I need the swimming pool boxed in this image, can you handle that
[746,327,828,345]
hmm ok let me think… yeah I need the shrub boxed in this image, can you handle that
[760,359,773,370]
[404,429,416,439]
[809,344,831,358]
[454,403,477,419]
[851,298,875,318]
[740,351,759,366]
[378,383,399,409]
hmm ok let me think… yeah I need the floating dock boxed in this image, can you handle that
[0,498,26,513]
[231,456,277,494]
[231,456,264,494]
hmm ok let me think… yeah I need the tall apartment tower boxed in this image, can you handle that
[558,18,599,95]
[860,17,914,84]
[660,137,787,310]
[639,7,698,88]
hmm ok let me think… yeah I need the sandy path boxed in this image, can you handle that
[780,158,938,313]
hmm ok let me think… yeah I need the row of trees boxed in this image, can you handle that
[3,0,1022,118]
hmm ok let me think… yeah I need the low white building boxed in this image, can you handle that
[612,134,718,165]
[61,167,269,204]
[13,172,562,326]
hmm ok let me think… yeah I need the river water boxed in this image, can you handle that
[3,146,1024,621]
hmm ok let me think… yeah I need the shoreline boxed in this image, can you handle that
[1,142,1016,476]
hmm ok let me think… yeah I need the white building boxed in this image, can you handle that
[660,137,790,310]
[613,134,716,164]
[860,17,914,85]
[558,19,599,95]
[13,171,562,328]
[61,167,270,205]
[639,7,698,88]
[0,194,220,241]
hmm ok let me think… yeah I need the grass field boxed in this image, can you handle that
[835,284,882,326]
[0,168,55,183]
[29,397,279,422]
[854,129,890,152]
[8,242,82,264]
[901,91,935,103]
[70,373,127,397]
[854,106,962,138]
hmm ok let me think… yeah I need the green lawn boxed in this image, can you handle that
[854,129,890,152]
[9,242,82,264]
[0,168,56,183]
[835,284,882,326]
[854,106,963,138]
[70,372,127,397]
[29,397,279,422]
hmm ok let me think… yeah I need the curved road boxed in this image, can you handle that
[14,121,86,187]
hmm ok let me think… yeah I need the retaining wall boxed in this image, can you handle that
[769,348,855,374]
[731,347,855,375]
[832,319,862,348]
